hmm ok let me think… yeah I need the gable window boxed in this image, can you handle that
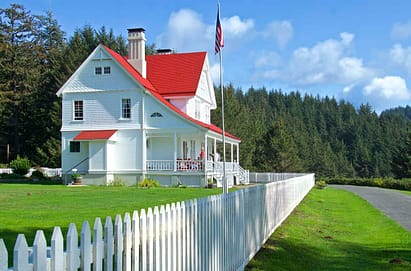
[73,100,83,120]
[150,112,163,118]
[95,67,102,75]
[70,141,80,152]
[104,66,111,74]
[121,98,131,119]
[195,100,201,120]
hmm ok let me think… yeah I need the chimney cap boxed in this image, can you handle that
[128,28,145,33]
[156,48,174,55]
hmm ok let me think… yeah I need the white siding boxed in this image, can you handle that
[89,142,106,170]
[111,130,142,170]
[144,94,197,130]
[61,90,141,131]
[63,49,137,93]
[61,132,89,173]
[147,137,174,160]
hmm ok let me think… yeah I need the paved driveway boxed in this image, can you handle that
[330,185,411,232]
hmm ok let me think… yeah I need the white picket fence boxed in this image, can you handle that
[249,172,306,183]
[0,173,314,271]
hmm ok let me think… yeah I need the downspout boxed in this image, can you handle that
[141,92,146,181]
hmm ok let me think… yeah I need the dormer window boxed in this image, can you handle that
[95,67,102,75]
[95,66,111,75]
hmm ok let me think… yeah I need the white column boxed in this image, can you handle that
[230,143,234,163]
[173,132,177,171]
[236,143,239,164]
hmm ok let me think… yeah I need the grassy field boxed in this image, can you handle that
[246,187,411,271]
[0,183,221,255]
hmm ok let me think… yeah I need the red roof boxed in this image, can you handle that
[74,130,117,140]
[103,46,240,141]
[146,52,206,96]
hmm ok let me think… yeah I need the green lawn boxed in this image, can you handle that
[0,184,221,255]
[246,187,411,271]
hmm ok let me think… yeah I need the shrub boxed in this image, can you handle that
[109,177,125,187]
[322,177,411,192]
[9,156,31,176]
[315,180,327,189]
[31,169,46,179]
[137,178,160,188]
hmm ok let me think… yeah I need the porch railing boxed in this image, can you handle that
[146,159,205,171]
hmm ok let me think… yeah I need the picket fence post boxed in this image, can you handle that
[104,217,114,271]
[33,230,47,271]
[114,214,123,270]
[0,239,7,271]
[132,211,140,271]
[80,221,92,271]
[124,212,132,271]
[93,218,103,271]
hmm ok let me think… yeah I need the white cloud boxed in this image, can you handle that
[389,44,411,75]
[254,51,281,68]
[156,9,254,54]
[391,21,411,40]
[274,32,373,85]
[221,16,254,37]
[263,20,293,48]
[156,9,210,52]
[364,76,411,100]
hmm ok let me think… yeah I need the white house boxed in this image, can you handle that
[57,28,248,187]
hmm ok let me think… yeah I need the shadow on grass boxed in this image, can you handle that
[0,178,63,185]
[246,235,411,271]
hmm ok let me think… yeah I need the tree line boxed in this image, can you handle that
[211,86,411,178]
[1,4,410,178]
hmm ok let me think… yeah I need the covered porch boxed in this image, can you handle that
[145,130,247,185]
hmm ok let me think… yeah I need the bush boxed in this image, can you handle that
[31,169,46,179]
[315,180,327,189]
[321,177,411,192]
[137,178,160,188]
[9,156,31,176]
[109,177,125,187]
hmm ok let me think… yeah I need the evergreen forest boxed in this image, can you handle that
[1,4,410,178]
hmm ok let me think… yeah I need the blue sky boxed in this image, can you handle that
[5,0,411,112]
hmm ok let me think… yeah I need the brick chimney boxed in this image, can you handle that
[128,28,146,78]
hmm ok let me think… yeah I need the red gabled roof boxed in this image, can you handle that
[74,130,117,140]
[146,52,206,96]
[102,45,156,92]
[103,45,240,141]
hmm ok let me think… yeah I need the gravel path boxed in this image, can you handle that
[330,185,411,232]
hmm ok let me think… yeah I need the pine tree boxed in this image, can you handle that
[391,132,411,179]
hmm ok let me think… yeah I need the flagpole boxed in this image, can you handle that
[220,43,227,194]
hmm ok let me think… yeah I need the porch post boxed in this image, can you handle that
[213,138,217,157]
[231,143,234,163]
[236,143,239,163]
[173,132,177,171]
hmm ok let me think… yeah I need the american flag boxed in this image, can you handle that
[215,4,224,54]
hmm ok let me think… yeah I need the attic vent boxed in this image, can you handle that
[156,49,174,55]
[150,112,163,118]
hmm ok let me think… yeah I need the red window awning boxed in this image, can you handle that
[73,130,117,140]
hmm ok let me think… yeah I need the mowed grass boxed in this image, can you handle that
[246,187,411,271]
[0,184,221,255]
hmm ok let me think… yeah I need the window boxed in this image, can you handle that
[195,100,201,119]
[74,100,83,120]
[150,112,163,118]
[121,98,131,119]
[70,141,80,152]
[95,67,102,75]
[104,66,111,74]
